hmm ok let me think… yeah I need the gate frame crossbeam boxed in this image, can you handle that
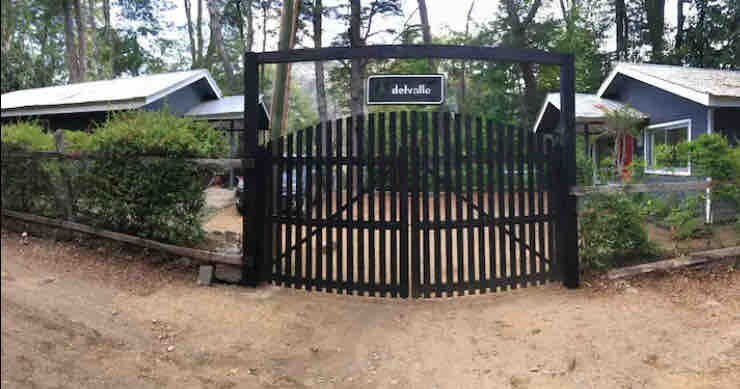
[241,44,579,290]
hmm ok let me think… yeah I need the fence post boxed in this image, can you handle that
[558,54,580,288]
[241,51,268,286]
[53,130,74,221]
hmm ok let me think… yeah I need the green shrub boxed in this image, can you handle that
[90,110,226,157]
[1,121,53,150]
[62,130,92,152]
[2,112,227,245]
[1,122,58,214]
[664,195,704,241]
[77,111,225,244]
[579,193,656,269]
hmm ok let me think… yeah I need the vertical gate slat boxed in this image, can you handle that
[368,113,376,294]
[335,119,343,293]
[507,126,517,289]
[475,117,486,293]
[453,114,464,293]
[535,134,545,281]
[432,112,442,297]
[325,121,334,291]
[315,124,324,291]
[485,120,496,290]
[356,115,366,294]
[527,131,537,283]
[285,133,294,286]
[295,129,304,289]
[398,112,409,298]
[547,141,556,280]
[346,116,355,293]
[378,112,387,296]
[305,126,314,291]
[421,111,431,298]
[442,112,453,295]
[496,125,507,289]
[274,135,284,284]
[408,111,420,298]
[517,126,526,286]
[465,115,475,295]
[388,112,398,297]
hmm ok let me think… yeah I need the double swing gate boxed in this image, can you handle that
[265,112,562,298]
[241,45,579,298]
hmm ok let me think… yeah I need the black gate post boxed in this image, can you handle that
[241,51,268,286]
[558,54,579,288]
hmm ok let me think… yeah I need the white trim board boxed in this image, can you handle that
[643,118,692,176]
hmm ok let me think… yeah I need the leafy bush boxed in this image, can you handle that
[90,110,226,157]
[684,133,739,208]
[77,111,225,244]
[1,121,53,150]
[664,195,704,242]
[62,129,92,152]
[579,193,656,269]
[1,122,57,214]
[2,112,227,245]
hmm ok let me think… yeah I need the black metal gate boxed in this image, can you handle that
[266,112,561,297]
[242,45,579,297]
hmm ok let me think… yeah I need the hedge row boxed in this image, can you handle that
[1,111,227,245]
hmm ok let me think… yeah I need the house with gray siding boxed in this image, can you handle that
[0,69,268,131]
[534,63,739,222]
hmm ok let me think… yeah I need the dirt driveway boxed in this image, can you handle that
[2,230,739,389]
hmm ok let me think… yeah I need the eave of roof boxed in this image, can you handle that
[596,63,740,108]
[1,70,223,118]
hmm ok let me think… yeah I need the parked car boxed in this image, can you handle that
[236,166,320,216]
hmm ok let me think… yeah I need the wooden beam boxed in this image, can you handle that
[606,246,740,280]
[1,209,243,266]
[1,151,242,169]
[571,181,711,196]
[254,45,568,65]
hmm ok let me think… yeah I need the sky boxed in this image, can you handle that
[159,0,680,53]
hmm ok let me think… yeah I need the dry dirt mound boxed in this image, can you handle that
[2,229,739,388]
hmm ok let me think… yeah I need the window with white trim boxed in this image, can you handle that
[644,119,691,175]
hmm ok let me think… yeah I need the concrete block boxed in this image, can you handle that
[198,265,214,286]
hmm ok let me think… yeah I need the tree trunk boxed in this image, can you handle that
[615,0,627,60]
[184,0,197,67]
[73,0,87,81]
[87,0,97,78]
[270,0,300,139]
[62,0,80,82]
[208,0,236,87]
[417,0,434,71]
[501,0,542,125]
[313,0,329,126]
[196,0,204,66]
[103,0,112,76]
[675,0,685,52]
[246,0,254,51]
[261,0,273,52]
[349,0,364,119]
[644,0,665,62]
[457,1,475,112]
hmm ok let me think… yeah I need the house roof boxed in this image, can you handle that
[1,69,222,118]
[533,93,649,133]
[597,63,740,107]
[185,95,269,121]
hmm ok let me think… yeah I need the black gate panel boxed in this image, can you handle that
[268,113,409,297]
[408,112,558,297]
[267,111,559,298]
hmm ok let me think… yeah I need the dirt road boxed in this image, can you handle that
[1,230,739,388]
